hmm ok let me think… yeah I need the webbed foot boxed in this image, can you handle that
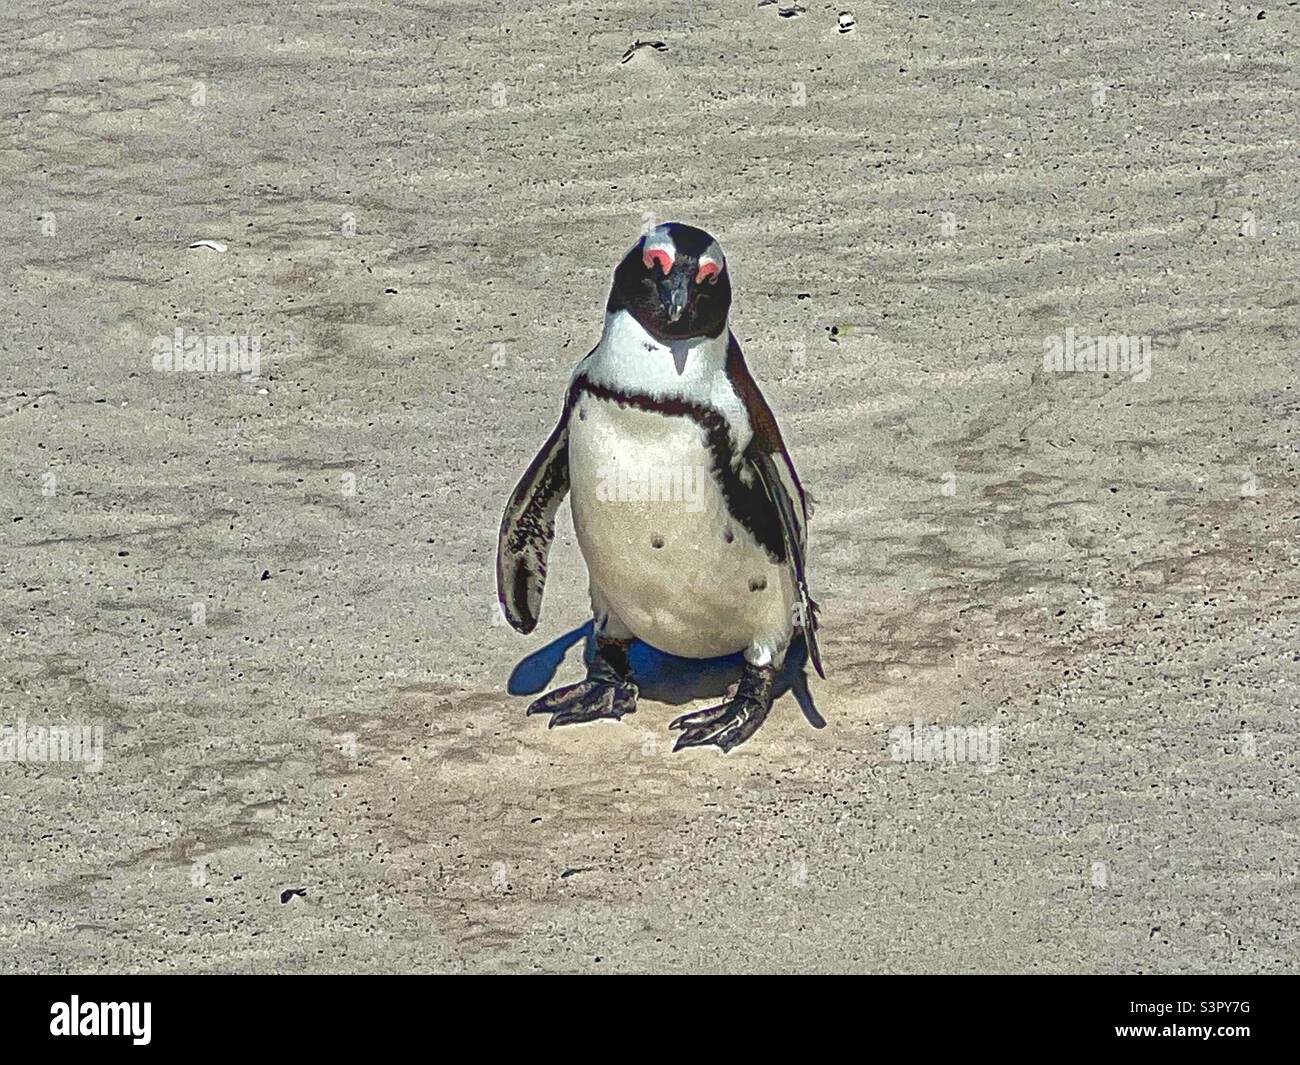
[527,637,638,728]
[527,678,638,727]
[670,663,777,752]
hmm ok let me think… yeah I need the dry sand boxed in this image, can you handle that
[1,1,1297,973]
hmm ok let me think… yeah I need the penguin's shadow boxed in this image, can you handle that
[507,622,825,729]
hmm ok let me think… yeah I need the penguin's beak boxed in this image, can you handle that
[661,272,690,323]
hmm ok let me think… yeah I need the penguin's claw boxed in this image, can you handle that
[669,701,734,733]
[670,695,771,753]
[670,663,777,753]
[527,680,637,728]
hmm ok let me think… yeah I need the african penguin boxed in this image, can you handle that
[496,222,824,752]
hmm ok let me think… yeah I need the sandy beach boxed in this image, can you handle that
[1,1,1297,972]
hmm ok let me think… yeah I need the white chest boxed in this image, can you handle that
[567,393,793,658]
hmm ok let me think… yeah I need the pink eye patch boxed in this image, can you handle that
[695,260,721,284]
[643,246,673,274]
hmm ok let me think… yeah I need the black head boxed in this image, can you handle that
[606,222,732,341]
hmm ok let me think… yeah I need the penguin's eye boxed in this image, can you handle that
[643,247,673,275]
[696,260,721,285]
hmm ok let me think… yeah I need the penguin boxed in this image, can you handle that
[496,222,824,752]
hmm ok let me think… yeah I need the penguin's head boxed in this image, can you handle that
[607,222,732,341]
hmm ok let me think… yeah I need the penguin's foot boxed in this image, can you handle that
[670,663,777,753]
[527,636,638,728]
[527,678,638,727]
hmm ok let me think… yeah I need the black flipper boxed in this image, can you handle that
[749,448,825,679]
[496,396,573,634]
